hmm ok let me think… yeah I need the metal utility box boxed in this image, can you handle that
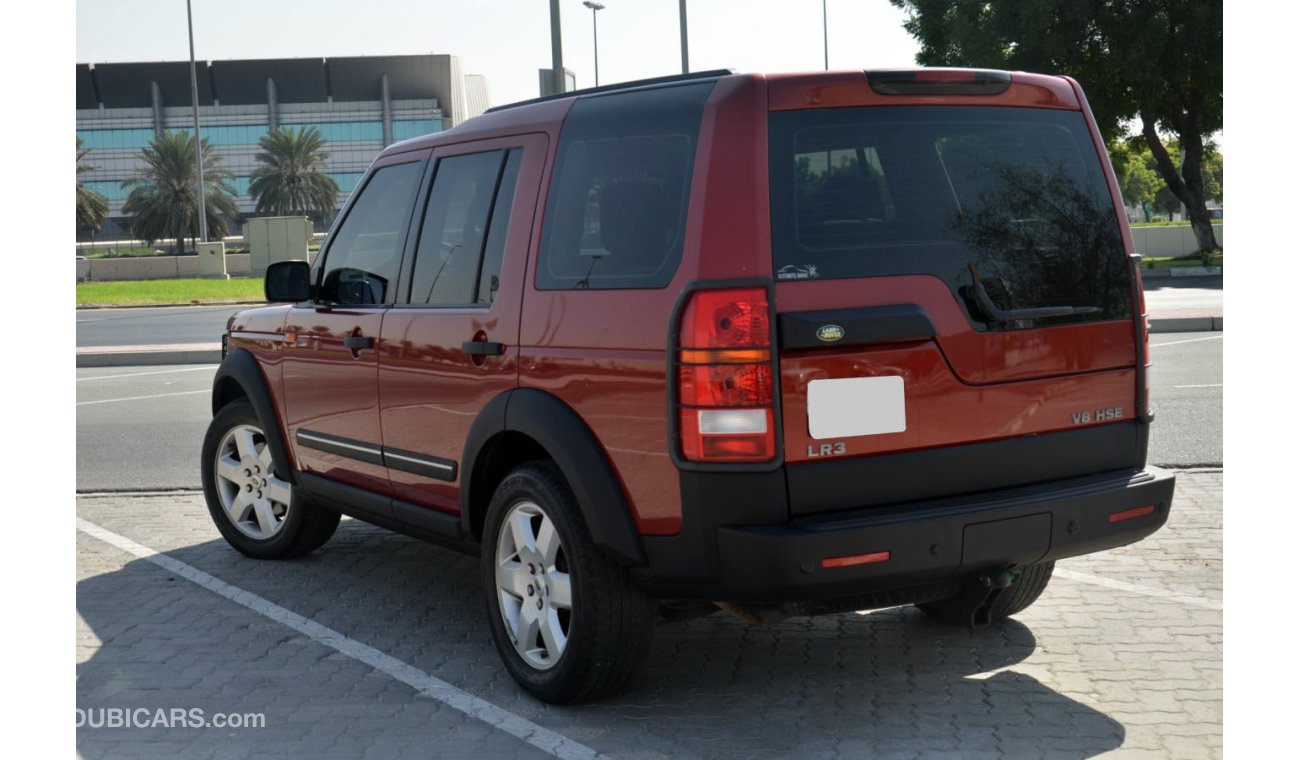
[196,241,228,279]
[245,216,312,276]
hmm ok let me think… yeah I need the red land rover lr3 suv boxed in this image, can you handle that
[202,68,1176,704]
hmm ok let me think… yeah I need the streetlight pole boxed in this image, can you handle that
[822,0,829,70]
[186,0,208,245]
[583,1,605,87]
[679,0,689,74]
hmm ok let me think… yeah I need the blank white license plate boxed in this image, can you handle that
[807,376,906,440]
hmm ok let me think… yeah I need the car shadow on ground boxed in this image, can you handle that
[78,518,1125,759]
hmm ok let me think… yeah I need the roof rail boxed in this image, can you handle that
[485,69,735,113]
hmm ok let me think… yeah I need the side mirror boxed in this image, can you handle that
[320,267,387,306]
[265,261,312,302]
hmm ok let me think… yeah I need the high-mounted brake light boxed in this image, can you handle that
[676,288,777,463]
[867,69,1012,96]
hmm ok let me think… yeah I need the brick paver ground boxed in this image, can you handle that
[76,470,1222,759]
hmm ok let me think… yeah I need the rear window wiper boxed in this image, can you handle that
[967,263,1101,323]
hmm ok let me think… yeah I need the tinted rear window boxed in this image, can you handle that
[769,106,1130,327]
[537,82,713,290]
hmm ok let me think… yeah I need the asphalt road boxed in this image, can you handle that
[76,305,243,347]
[1147,332,1223,467]
[77,365,216,490]
[75,333,1222,491]
[1143,275,1223,313]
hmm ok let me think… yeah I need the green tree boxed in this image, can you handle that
[76,138,109,234]
[122,130,238,255]
[1108,141,1160,221]
[889,0,1222,251]
[248,127,339,222]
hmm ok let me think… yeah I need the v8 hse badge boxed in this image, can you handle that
[1072,406,1123,424]
[816,324,845,343]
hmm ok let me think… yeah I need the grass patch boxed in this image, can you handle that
[80,246,163,259]
[77,278,265,306]
[1142,252,1223,269]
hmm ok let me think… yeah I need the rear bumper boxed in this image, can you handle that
[640,466,1175,603]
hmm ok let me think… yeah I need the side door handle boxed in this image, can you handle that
[344,335,374,350]
[461,340,505,356]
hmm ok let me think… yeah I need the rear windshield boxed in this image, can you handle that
[769,106,1131,328]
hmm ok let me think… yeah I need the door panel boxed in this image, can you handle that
[281,152,429,498]
[379,135,548,512]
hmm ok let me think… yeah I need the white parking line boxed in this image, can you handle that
[1150,335,1223,348]
[1054,568,1221,611]
[77,390,209,406]
[77,366,218,382]
[1172,383,1222,389]
[75,517,603,760]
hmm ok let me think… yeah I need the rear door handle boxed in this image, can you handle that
[461,340,505,356]
[344,335,374,350]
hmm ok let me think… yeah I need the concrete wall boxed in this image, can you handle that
[87,254,252,281]
[1130,223,1224,257]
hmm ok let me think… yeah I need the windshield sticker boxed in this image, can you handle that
[777,264,820,281]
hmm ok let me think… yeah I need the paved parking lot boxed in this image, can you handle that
[76,471,1222,759]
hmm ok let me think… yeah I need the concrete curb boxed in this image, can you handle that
[1149,316,1223,334]
[76,345,222,368]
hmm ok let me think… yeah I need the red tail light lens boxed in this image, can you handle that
[677,288,776,463]
[680,288,770,349]
[679,364,774,408]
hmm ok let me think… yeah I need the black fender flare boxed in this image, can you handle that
[461,388,647,566]
[211,348,296,485]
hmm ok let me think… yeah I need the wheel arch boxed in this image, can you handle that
[461,389,647,567]
[211,348,297,485]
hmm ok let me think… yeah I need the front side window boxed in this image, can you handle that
[318,161,424,305]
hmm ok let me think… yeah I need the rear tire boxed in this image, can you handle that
[201,399,340,559]
[482,461,654,704]
[918,562,1055,625]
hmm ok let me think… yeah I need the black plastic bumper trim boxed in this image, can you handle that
[641,466,1175,603]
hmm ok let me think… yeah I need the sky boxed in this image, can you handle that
[76,0,923,107]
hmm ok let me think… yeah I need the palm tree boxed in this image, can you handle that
[76,138,109,235]
[248,127,339,222]
[122,130,238,255]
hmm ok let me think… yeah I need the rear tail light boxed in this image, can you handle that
[676,287,777,463]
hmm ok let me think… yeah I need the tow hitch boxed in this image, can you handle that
[952,566,1022,627]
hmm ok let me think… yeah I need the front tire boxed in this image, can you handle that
[482,462,654,704]
[201,399,339,559]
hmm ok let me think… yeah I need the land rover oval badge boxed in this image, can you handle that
[816,324,845,343]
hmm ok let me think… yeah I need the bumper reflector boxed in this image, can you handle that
[822,550,891,569]
[1109,504,1156,523]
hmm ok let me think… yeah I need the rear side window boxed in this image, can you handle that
[537,82,714,290]
[408,151,504,306]
[770,106,1131,327]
